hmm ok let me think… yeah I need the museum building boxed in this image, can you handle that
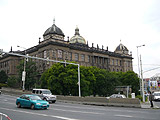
[0,20,133,77]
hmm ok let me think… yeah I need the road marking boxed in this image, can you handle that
[0,107,79,120]
[114,114,133,118]
[50,108,104,115]
[52,104,149,114]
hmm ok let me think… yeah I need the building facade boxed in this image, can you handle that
[0,20,133,77]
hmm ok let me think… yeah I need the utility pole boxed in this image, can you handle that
[136,44,145,95]
[17,46,27,92]
[140,55,145,102]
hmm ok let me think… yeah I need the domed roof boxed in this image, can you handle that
[43,19,64,37]
[115,43,129,54]
[69,27,86,44]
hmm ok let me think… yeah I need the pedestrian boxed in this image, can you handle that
[149,91,154,108]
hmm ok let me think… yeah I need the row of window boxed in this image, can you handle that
[0,61,8,68]
[32,50,132,68]
[33,50,90,62]
[110,59,132,67]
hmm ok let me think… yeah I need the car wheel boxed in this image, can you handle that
[52,101,56,103]
[17,102,21,108]
[31,104,35,110]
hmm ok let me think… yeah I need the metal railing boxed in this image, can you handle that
[0,113,12,120]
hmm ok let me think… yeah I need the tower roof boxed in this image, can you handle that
[43,19,65,37]
[115,43,129,55]
[69,26,86,44]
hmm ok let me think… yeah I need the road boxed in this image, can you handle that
[0,94,160,120]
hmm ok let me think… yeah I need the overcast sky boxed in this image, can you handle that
[0,0,160,78]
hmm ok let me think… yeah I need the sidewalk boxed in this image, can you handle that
[141,101,159,109]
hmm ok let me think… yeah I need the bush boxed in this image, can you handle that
[136,95,148,102]
[136,95,142,101]
[0,83,8,89]
[7,76,19,88]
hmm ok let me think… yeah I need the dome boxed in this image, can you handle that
[115,43,129,54]
[43,20,64,37]
[69,27,86,44]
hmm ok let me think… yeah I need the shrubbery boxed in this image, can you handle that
[40,63,140,97]
[0,83,7,89]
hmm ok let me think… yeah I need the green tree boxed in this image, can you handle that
[40,62,140,97]
[41,63,79,95]
[114,71,140,95]
[0,70,8,83]
[7,76,19,88]
[17,59,38,90]
[80,66,96,96]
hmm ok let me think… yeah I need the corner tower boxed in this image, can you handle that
[43,19,65,41]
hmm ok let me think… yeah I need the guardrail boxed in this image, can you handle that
[0,113,12,120]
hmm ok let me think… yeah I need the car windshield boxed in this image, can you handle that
[154,93,160,96]
[42,90,51,94]
[30,96,42,100]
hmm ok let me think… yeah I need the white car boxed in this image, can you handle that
[106,94,126,99]
[153,91,160,101]
[32,89,56,103]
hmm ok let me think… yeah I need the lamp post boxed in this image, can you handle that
[140,55,145,102]
[136,44,145,94]
[17,45,27,92]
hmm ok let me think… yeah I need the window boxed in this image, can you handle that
[81,54,85,61]
[64,51,68,60]
[44,51,47,58]
[58,50,62,58]
[128,61,130,67]
[69,52,72,60]
[87,55,90,62]
[75,53,79,61]
[116,59,118,66]
[52,50,56,58]
[112,59,114,65]
[120,60,122,66]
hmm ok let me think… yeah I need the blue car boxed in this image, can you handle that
[16,94,49,109]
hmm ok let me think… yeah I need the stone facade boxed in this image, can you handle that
[0,21,133,77]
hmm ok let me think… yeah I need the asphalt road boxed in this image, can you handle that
[0,94,160,120]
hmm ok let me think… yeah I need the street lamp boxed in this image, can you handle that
[136,44,145,94]
[140,55,145,102]
[17,45,27,92]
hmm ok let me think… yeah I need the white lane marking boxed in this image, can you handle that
[49,108,104,115]
[0,107,79,120]
[115,114,133,118]
[52,104,149,114]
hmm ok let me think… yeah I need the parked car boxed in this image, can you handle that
[0,90,1,95]
[16,94,49,109]
[106,94,126,99]
[32,89,56,103]
[153,91,160,101]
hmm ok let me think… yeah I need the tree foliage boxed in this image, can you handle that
[0,70,8,83]
[17,59,38,90]
[40,63,140,96]
[7,76,19,88]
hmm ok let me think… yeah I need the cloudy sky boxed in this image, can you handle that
[0,0,160,78]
